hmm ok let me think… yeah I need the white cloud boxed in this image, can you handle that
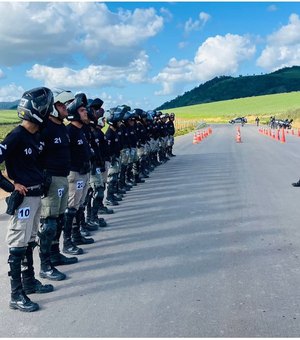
[267,5,278,12]
[178,41,188,49]
[153,34,256,95]
[257,13,300,71]
[0,2,164,66]
[0,84,25,102]
[26,52,150,88]
[184,11,211,34]
[0,69,5,79]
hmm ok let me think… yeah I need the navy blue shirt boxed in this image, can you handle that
[66,124,91,173]
[40,120,71,177]
[105,127,121,158]
[0,125,44,186]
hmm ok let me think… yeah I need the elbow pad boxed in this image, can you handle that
[0,172,14,193]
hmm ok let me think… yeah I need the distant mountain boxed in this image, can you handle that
[0,100,19,110]
[156,66,300,110]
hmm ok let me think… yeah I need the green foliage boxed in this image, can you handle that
[0,110,20,124]
[157,66,300,110]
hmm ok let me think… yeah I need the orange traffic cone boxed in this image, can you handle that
[276,129,280,141]
[236,130,242,143]
[196,131,202,142]
[193,133,198,144]
[280,128,286,143]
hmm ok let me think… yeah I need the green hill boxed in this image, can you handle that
[163,91,300,126]
[157,66,300,110]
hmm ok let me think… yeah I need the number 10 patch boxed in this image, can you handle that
[18,207,30,219]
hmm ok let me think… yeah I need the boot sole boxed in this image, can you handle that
[9,302,39,312]
[39,272,66,281]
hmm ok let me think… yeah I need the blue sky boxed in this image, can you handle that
[1,1,300,110]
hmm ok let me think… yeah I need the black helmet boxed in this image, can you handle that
[121,104,131,112]
[89,98,103,109]
[105,106,128,126]
[17,87,53,127]
[133,108,144,120]
[66,93,88,121]
[146,111,154,121]
[123,110,132,121]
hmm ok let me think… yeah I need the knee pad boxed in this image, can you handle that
[65,207,77,217]
[9,247,27,257]
[38,218,57,241]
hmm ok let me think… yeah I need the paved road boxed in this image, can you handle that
[1,124,300,337]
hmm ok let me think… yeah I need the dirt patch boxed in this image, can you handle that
[0,189,9,200]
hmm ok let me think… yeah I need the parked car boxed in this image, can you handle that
[229,117,247,125]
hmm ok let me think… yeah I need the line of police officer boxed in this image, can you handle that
[0,87,176,313]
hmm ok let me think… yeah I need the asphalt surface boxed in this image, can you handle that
[1,124,300,337]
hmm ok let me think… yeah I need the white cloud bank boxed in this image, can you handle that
[257,13,300,71]
[0,2,164,66]
[27,52,150,88]
[153,33,256,95]
[0,84,25,102]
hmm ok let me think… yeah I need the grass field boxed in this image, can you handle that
[162,91,300,126]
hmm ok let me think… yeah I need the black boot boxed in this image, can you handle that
[8,247,39,312]
[292,179,300,187]
[50,214,78,266]
[126,164,137,186]
[134,174,145,184]
[89,197,108,228]
[63,208,83,255]
[105,182,119,206]
[169,146,176,157]
[50,243,78,266]
[72,226,94,245]
[72,208,94,245]
[21,242,54,295]
[38,218,66,281]
[97,185,114,214]
[98,205,114,214]
[39,254,66,281]
[120,165,131,191]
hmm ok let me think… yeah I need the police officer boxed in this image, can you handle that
[104,107,124,205]
[117,105,132,193]
[92,115,114,214]
[38,89,78,282]
[133,109,148,183]
[63,93,94,256]
[1,87,54,312]
[85,99,109,228]
[125,110,139,186]
[166,112,176,157]
[157,113,170,163]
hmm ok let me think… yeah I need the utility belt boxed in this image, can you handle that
[26,184,43,196]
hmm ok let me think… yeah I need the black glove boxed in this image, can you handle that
[42,170,52,198]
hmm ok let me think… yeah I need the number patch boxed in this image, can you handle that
[58,188,64,197]
[76,181,84,190]
[18,207,30,219]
